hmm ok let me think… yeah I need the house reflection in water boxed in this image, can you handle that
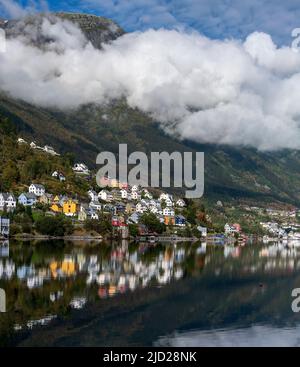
[50,257,76,278]
[0,241,9,258]
[0,288,5,313]
[1,239,300,342]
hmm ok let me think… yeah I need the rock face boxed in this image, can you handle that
[0,12,124,49]
[56,12,125,48]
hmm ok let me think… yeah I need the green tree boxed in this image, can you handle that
[129,223,139,237]
[140,213,166,234]
[84,216,112,235]
[2,161,19,188]
[35,215,74,236]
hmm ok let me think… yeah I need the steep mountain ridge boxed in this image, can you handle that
[0,12,124,48]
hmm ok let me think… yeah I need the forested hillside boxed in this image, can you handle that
[0,115,91,198]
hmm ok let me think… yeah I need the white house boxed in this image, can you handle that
[140,199,149,207]
[0,193,16,210]
[5,193,16,209]
[89,210,99,220]
[44,145,59,156]
[150,206,159,214]
[98,190,113,202]
[59,173,66,182]
[149,199,156,206]
[135,203,143,213]
[0,193,6,209]
[224,223,241,235]
[197,226,207,237]
[131,191,141,200]
[29,184,45,197]
[165,197,174,207]
[224,224,233,234]
[120,189,128,199]
[98,190,107,201]
[17,138,27,144]
[142,189,153,199]
[159,193,173,201]
[176,199,186,207]
[131,185,139,192]
[52,171,65,181]
[163,208,175,216]
[72,163,89,175]
[87,190,98,202]
[159,193,174,207]
[89,200,102,211]
[136,202,148,213]
[149,200,160,212]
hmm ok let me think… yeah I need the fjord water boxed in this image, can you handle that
[1,240,300,347]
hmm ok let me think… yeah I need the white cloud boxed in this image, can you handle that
[1,16,300,150]
[0,0,47,18]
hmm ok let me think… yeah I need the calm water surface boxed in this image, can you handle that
[1,239,300,347]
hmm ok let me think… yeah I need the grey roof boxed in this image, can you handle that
[19,193,36,200]
[90,201,101,209]
[0,193,16,200]
[81,203,90,210]
[90,200,101,204]
[30,184,45,190]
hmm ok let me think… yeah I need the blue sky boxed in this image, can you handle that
[0,0,300,45]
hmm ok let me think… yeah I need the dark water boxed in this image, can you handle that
[1,239,300,347]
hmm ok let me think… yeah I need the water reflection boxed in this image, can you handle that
[1,239,300,346]
[155,325,300,347]
[0,240,193,297]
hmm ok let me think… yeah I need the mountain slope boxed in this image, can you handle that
[1,13,300,206]
[1,12,124,48]
[0,114,92,197]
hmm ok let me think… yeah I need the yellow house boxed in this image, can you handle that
[63,199,78,216]
[51,203,63,213]
[125,203,135,214]
[53,195,61,203]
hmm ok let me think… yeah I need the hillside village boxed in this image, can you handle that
[0,136,207,239]
[211,202,300,242]
[1,123,300,242]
